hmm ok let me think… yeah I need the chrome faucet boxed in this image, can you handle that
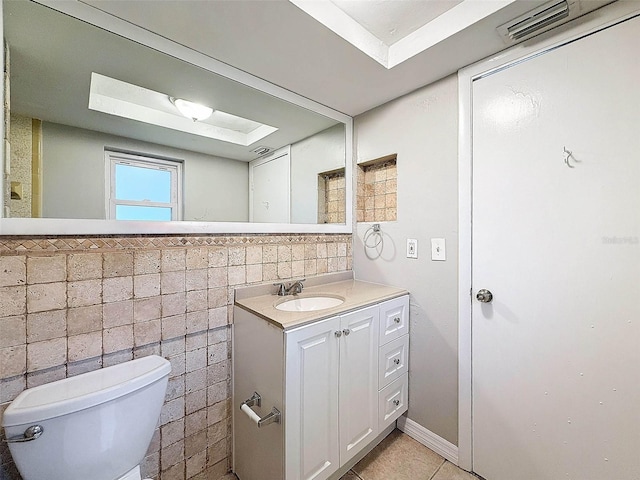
[274,279,305,296]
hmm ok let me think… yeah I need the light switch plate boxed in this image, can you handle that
[431,238,446,261]
[406,238,418,258]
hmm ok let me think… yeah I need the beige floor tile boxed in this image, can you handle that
[432,461,478,480]
[353,430,445,480]
[340,471,362,480]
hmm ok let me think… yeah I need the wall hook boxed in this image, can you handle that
[564,147,580,168]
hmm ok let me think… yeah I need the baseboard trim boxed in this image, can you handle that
[397,416,459,465]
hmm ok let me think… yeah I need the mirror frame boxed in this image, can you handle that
[0,0,353,236]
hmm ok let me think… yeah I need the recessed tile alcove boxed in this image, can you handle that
[318,168,346,224]
[356,154,397,223]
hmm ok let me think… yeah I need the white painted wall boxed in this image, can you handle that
[353,75,459,444]
[42,122,249,221]
[291,124,345,224]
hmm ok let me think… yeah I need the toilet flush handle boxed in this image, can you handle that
[4,425,44,443]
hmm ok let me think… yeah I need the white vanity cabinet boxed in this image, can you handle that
[233,293,409,480]
[285,305,379,480]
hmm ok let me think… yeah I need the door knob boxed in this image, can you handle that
[476,289,493,303]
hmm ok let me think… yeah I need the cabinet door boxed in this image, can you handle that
[338,305,379,465]
[285,317,340,480]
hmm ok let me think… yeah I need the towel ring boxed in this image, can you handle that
[363,223,384,259]
[364,223,382,248]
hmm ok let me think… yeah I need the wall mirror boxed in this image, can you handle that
[0,0,352,235]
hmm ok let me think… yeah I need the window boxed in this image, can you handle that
[105,151,182,221]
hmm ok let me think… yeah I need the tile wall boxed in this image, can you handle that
[0,233,352,480]
[8,115,33,218]
[3,44,11,216]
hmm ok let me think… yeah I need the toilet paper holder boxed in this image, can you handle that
[240,392,281,428]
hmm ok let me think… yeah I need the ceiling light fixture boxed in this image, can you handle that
[169,96,213,122]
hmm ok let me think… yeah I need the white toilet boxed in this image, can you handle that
[2,355,171,480]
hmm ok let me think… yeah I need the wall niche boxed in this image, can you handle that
[318,168,346,224]
[357,154,397,222]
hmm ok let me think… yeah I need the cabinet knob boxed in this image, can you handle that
[342,329,350,336]
[393,399,400,407]
[393,317,401,324]
[335,331,342,338]
[393,358,401,365]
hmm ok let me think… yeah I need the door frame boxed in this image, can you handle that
[249,145,291,223]
[456,3,640,472]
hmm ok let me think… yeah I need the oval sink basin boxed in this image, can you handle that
[275,295,344,312]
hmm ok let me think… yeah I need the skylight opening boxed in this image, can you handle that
[88,73,278,146]
[289,0,518,69]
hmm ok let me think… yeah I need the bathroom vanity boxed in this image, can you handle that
[233,273,409,480]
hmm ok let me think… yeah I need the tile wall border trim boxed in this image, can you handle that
[0,233,353,255]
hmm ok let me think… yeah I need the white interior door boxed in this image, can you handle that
[249,146,290,223]
[472,16,640,480]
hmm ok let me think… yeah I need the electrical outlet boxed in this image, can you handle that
[431,238,446,261]
[406,239,418,258]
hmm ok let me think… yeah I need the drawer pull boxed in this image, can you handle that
[393,399,400,407]
[335,331,342,338]
[343,329,351,336]
[393,358,401,365]
[393,317,401,324]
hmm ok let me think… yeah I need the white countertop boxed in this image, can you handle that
[234,278,408,330]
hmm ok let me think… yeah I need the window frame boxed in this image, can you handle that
[104,150,183,221]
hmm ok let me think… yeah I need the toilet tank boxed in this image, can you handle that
[2,355,171,480]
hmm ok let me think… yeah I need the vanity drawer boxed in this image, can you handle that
[378,335,409,389]
[378,373,408,430]
[379,295,409,345]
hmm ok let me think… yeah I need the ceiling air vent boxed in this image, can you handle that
[251,146,273,156]
[497,0,576,44]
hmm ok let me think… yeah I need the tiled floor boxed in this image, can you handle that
[341,429,477,480]
[230,429,478,480]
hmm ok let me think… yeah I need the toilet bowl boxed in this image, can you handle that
[2,355,171,480]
